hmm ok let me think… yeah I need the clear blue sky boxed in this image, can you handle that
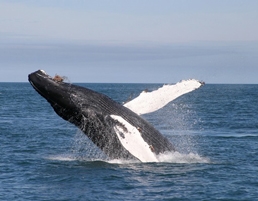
[0,0,258,83]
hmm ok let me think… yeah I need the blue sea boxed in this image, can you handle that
[0,82,258,200]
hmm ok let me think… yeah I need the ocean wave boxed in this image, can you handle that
[45,154,77,161]
[45,151,210,164]
[157,151,210,163]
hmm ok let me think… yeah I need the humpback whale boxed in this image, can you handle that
[28,70,203,162]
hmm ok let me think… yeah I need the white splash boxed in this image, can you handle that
[157,151,210,163]
[46,154,77,161]
[106,152,210,164]
[45,152,210,164]
[107,159,140,164]
[124,79,203,115]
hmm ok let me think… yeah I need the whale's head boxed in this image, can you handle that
[29,70,73,109]
[28,70,107,125]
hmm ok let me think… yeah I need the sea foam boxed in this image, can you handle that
[46,151,210,164]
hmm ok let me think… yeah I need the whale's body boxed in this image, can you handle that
[29,70,203,162]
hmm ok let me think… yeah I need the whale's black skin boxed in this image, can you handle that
[28,70,175,160]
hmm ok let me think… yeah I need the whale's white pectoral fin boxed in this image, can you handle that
[110,114,158,162]
[123,79,204,115]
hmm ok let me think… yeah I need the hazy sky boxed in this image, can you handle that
[1,0,258,83]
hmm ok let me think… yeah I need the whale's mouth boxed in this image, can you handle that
[29,69,51,80]
[29,70,49,93]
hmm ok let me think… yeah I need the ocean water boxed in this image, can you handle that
[0,82,258,200]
